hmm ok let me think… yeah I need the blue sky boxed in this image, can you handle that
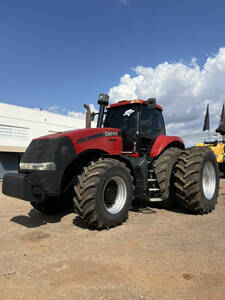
[1,0,225,112]
[1,0,225,145]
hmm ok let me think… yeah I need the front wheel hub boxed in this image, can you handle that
[103,176,127,214]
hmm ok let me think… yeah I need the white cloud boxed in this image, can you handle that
[108,48,225,145]
[67,111,86,120]
[119,0,130,5]
[89,103,98,113]
[48,105,60,114]
[67,103,98,119]
[47,103,98,121]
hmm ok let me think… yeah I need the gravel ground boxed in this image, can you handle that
[0,180,225,299]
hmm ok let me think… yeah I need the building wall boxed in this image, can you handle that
[0,102,86,178]
[0,102,85,150]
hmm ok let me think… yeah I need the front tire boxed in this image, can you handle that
[175,147,219,214]
[73,158,134,229]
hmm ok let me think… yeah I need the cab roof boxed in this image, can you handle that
[107,100,163,111]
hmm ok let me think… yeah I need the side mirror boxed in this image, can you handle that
[147,98,156,109]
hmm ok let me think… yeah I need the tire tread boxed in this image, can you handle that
[174,146,219,214]
[73,157,134,229]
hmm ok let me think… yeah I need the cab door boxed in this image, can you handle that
[139,105,166,152]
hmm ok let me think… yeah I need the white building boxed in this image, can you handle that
[0,102,85,179]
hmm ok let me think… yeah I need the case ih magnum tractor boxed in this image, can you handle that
[2,94,220,229]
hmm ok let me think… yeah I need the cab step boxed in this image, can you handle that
[149,188,160,192]
[149,198,163,202]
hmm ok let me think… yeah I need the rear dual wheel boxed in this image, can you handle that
[73,158,134,229]
[175,147,219,214]
[153,147,182,208]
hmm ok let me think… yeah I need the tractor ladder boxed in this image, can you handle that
[148,163,163,202]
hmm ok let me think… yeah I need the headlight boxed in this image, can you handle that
[19,162,56,171]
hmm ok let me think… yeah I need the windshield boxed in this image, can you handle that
[104,105,138,139]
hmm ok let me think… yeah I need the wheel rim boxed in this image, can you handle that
[103,176,127,214]
[202,161,216,200]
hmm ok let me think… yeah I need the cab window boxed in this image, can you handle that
[140,105,166,140]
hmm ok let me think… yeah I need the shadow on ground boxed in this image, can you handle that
[11,207,73,228]
[131,198,158,214]
[72,198,158,230]
[72,216,97,230]
[10,198,191,230]
[132,197,191,215]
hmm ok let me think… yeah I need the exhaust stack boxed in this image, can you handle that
[83,104,91,128]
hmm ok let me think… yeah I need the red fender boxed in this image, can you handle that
[150,135,184,157]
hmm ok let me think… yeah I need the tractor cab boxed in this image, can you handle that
[104,99,166,154]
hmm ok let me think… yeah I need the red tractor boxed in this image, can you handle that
[2,94,220,229]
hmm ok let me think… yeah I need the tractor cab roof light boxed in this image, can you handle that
[130,100,143,104]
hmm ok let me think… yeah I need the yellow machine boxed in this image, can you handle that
[198,103,225,176]
[197,142,225,175]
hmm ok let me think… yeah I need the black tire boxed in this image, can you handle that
[153,147,182,208]
[30,193,74,215]
[175,147,219,214]
[73,158,134,229]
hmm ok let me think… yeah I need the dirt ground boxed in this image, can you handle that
[0,180,225,300]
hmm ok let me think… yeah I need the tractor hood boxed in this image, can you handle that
[19,128,123,195]
[31,127,123,156]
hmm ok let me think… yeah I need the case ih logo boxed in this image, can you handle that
[123,109,135,117]
[77,131,120,144]
[105,131,119,137]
